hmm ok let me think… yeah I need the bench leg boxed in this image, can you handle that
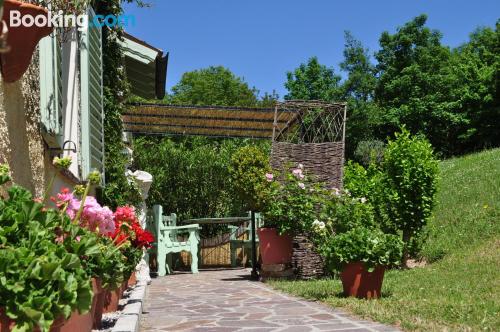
[230,244,238,268]
[190,245,199,274]
[166,253,173,275]
[158,250,167,277]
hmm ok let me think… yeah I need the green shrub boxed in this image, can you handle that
[383,128,439,264]
[321,226,403,271]
[343,161,397,234]
[229,145,271,211]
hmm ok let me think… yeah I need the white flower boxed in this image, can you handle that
[312,219,320,226]
[360,197,367,204]
[298,182,305,190]
[298,163,304,170]
[318,221,326,229]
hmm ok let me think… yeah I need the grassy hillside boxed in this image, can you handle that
[270,148,500,331]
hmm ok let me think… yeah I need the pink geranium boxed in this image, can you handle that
[63,193,116,236]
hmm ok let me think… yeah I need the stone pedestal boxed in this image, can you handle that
[128,170,153,284]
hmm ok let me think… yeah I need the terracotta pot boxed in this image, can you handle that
[0,308,14,332]
[127,272,137,287]
[257,228,293,265]
[92,279,105,330]
[1,279,100,332]
[102,281,126,314]
[340,262,385,299]
[1,0,54,82]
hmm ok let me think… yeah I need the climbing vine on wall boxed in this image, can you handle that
[93,0,143,209]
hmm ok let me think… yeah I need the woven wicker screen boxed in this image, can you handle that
[271,101,347,189]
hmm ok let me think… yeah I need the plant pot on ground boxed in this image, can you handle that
[257,227,293,265]
[325,227,403,299]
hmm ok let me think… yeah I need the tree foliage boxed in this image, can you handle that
[284,16,499,158]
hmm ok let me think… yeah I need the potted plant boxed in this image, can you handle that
[0,165,94,332]
[321,227,402,299]
[258,164,322,265]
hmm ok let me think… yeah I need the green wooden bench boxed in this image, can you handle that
[229,212,263,267]
[147,204,200,276]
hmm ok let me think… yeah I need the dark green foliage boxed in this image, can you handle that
[133,136,263,222]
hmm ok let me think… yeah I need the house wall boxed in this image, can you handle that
[0,50,77,199]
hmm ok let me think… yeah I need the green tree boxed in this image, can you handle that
[284,57,343,101]
[170,66,260,107]
[339,32,382,157]
[375,15,465,156]
[449,23,500,152]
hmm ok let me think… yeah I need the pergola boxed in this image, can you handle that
[122,103,294,139]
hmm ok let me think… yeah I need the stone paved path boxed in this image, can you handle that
[141,269,400,332]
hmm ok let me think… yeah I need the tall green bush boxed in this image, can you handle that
[383,128,439,265]
[229,145,271,211]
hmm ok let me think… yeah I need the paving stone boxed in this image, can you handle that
[140,268,400,332]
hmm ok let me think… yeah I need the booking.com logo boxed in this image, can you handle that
[9,10,135,31]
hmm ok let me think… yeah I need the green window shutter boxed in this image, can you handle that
[80,7,105,183]
[39,31,63,148]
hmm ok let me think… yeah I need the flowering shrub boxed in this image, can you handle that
[261,164,323,235]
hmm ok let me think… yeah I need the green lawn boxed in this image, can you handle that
[269,148,500,331]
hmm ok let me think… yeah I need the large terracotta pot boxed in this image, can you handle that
[92,279,105,329]
[340,262,385,299]
[257,228,293,265]
[1,0,54,82]
[53,278,100,332]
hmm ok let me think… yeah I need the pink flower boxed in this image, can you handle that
[292,168,305,179]
[75,236,81,242]
[265,173,274,182]
[298,182,305,190]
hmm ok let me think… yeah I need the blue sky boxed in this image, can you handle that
[123,0,499,99]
